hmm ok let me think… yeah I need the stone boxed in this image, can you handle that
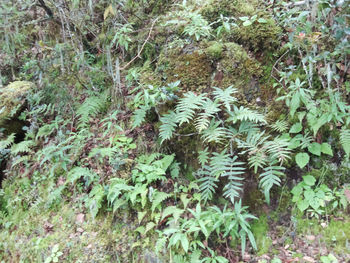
[0,81,35,128]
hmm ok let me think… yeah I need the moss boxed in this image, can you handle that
[157,46,212,92]
[205,41,224,60]
[251,215,273,256]
[297,216,350,255]
[0,81,34,127]
[201,0,281,52]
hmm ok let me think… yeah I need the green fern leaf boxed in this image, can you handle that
[259,165,284,204]
[196,165,219,203]
[0,133,15,149]
[11,140,35,155]
[87,184,105,219]
[175,92,206,125]
[132,105,148,129]
[151,191,171,212]
[269,120,289,133]
[68,167,98,187]
[195,98,220,132]
[340,128,350,157]
[201,120,230,144]
[229,106,266,124]
[77,95,105,128]
[159,111,177,143]
[213,86,237,111]
[265,138,292,164]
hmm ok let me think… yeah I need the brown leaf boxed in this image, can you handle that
[303,256,315,263]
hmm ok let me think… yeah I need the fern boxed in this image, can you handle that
[229,106,266,124]
[195,98,220,132]
[11,140,35,155]
[88,146,118,159]
[0,133,15,149]
[107,178,133,212]
[270,120,289,133]
[196,165,219,203]
[151,191,171,212]
[67,167,98,187]
[265,138,292,165]
[87,184,105,219]
[201,120,230,144]
[132,105,148,129]
[212,86,237,111]
[77,95,105,128]
[175,92,206,125]
[340,128,350,157]
[159,111,177,143]
[259,165,284,204]
[236,131,270,173]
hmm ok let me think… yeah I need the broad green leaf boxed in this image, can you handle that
[304,189,315,200]
[290,92,300,117]
[296,153,309,169]
[308,142,321,156]
[321,143,333,156]
[303,175,316,186]
[297,199,309,211]
[258,18,267,23]
[243,20,252,26]
[289,123,302,133]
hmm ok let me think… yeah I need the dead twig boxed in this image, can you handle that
[120,18,159,71]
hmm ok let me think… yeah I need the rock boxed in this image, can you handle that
[0,81,35,128]
[306,235,316,241]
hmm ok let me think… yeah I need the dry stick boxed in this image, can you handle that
[120,18,159,71]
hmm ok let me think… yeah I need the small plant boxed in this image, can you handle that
[239,15,267,27]
[291,175,344,218]
[320,253,338,263]
[44,244,63,263]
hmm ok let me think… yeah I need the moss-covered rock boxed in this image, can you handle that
[157,45,212,92]
[201,0,281,52]
[211,42,262,101]
[0,81,35,127]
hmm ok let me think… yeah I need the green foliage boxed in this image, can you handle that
[76,94,106,129]
[340,128,350,158]
[291,175,347,218]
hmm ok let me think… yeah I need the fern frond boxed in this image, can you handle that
[151,191,171,212]
[265,138,292,165]
[132,105,148,129]
[11,140,35,155]
[198,148,210,166]
[213,86,237,111]
[201,120,230,144]
[88,147,117,159]
[107,178,133,212]
[159,111,177,143]
[238,121,260,135]
[196,165,219,203]
[269,120,289,133]
[175,92,206,125]
[11,155,30,167]
[259,165,284,204]
[87,184,105,219]
[195,98,220,132]
[229,106,266,124]
[340,128,350,157]
[77,95,105,128]
[67,167,98,187]
[0,133,15,149]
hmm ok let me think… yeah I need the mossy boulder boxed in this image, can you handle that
[0,81,34,127]
[157,45,212,92]
[211,42,262,101]
[201,0,281,52]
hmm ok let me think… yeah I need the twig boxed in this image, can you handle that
[120,18,159,70]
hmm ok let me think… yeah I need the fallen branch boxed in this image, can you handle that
[120,18,159,70]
